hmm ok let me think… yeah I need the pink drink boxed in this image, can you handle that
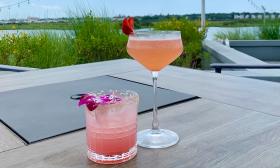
[126,31,182,149]
[127,32,183,71]
[86,90,139,164]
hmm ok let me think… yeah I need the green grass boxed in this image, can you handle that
[0,22,72,30]
[215,21,280,40]
[214,29,258,40]
[71,14,128,64]
[0,14,207,69]
[0,32,76,68]
[259,21,280,40]
[0,13,128,69]
[208,19,264,27]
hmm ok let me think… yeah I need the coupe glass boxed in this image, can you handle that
[127,31,183,148]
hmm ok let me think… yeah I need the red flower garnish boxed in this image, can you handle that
[122,17,134,35]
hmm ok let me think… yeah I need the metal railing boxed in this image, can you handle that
[211,63,280,73]
[0,67,28,72]
[0,64,38,72]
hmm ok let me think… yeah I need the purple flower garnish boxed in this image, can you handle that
[78,93,121,111]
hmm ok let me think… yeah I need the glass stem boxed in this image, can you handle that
[152,71,159,131]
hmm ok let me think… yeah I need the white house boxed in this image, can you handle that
[27,17,40,23]
[257,15,263,19]
[233,14,239,19]
[234,14,245,19]
[264,15,270,19]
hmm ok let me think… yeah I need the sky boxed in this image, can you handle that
[0,0,279,19]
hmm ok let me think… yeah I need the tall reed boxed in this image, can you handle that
[0,12,129,68]
[0,32,76,68]
[71,13,128,64]
[259,21,280,40]
[214,29,257,40]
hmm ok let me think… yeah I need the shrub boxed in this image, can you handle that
[0,15,209,69]
[72,13,128,64]
[153,18,207,68]
[0,32,76,68]
[0,12,129,68]
[259,21,280,40]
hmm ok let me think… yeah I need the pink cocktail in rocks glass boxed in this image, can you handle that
[79,90,139,164]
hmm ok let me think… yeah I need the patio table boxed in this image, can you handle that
[0,59,280,168]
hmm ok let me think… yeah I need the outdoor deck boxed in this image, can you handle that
[0,59,280,168]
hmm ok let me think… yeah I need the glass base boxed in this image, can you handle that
[137,129,179,149]
[87,145,137,165]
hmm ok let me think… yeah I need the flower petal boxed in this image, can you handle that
[122,17,134,35]
[77,93,122,111]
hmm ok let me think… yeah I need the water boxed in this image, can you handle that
[206,27,258,40]
[0,27,258,40]
[0,29,74,38]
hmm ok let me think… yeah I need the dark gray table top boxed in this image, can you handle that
[0,75,197,143]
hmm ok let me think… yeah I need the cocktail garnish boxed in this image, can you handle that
[122,17,134,35]
[78,93,121,111]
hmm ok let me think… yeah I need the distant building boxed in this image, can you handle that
[8,19,17,24]
[234,14,245,19]
[27,17,40,23]
[112,16,124,21]
[227,13,280,20]
[233,14,239,19]
[17,19,25,23]
[264,15,270,19]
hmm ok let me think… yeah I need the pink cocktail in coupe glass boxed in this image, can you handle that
[127,31,183,149]
[85,90,139,164]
